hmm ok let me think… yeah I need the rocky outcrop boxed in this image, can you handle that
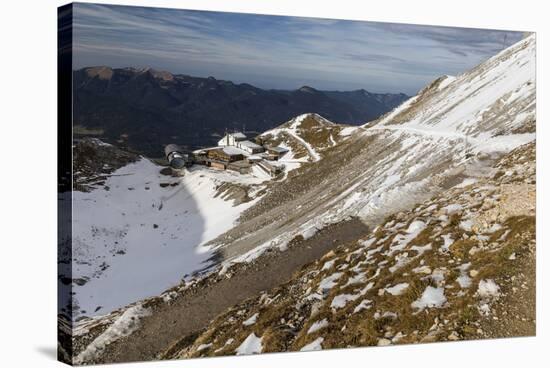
[73,138,139,192]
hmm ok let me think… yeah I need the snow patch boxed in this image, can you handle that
[331,293,360,310]
[455,178,478,188]
[476,279,501,299]
[242,313,259,326]
[235,333,263,355]
[75,305,151,364]
[459,219,474,232]
[389,220,426,254]
[321,259,336,271]
[318,272,343,293]
[411,286,447,311]
[385,283,409,296]
[300,337,324,352]
[307,319,329,334]
[197,343,212,352]
[442,204,463,215]
[457,275,472,288]
[441,234,454,252]
[353,299,372,313]
[339,126,357,137]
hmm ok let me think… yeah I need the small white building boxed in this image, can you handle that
[218,132,247,147]
[218,132,265,154]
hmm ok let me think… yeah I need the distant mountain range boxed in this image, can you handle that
[73,66,408,157]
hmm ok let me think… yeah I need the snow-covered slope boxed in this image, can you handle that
[338,34,535,217]
[64,154,268,319]
[214,34,536,270]
[373,35,535,140]
[347,35,533,211]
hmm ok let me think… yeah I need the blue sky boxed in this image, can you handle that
[73,3,524,95]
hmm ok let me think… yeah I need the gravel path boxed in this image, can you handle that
[89,218,369,364]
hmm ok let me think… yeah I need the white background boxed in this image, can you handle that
[0,0,547,366]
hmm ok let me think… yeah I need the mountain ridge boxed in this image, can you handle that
[73,66,408,156]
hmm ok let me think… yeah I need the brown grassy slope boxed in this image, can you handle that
[259,114,348,161]
[170,142,535,358]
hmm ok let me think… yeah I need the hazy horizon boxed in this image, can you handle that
[72,3,524,95]
[74,65,415,94]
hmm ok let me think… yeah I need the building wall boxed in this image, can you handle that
[207,149,228,161]
[218,135,235,147]
[236,142,264,154]
[207,149,243,163]
[210,162,226,170]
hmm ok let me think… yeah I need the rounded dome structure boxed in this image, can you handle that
[169,157,186,169]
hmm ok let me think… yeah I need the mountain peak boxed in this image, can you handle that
[85,66,113,80]
[260,112,345,163]
[146,68,174,81]
[280,113,335,130]
[74,67,412,156]
[297,85,318,93]
[373,34,534,139]
[358,88,371,96]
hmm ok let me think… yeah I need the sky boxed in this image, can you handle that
[72,3,524,95]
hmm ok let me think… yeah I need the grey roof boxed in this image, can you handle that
[239,140,263,149]
[268,146,289,153]
[230,132,247,139]
[222,146,246,156]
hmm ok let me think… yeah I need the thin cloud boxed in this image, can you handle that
[72,3,524,95]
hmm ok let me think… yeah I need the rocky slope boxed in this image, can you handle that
[72,138,139,192]
[63,35,536,364]
[176,142,535,357]
[206,34,534,268]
